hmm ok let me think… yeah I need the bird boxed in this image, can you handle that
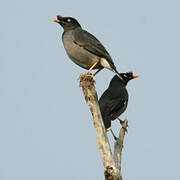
[53,15,123,80]
[98,72,138,133]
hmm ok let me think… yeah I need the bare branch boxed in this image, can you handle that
[114,119,128,180]
[79,73,128,180]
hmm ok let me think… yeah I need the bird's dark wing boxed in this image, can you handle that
[99,89,127,118]
[99,97,127,129]
[73,28,116,69]
[106,99,127,119]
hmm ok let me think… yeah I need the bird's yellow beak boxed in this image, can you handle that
[53,19,60,23]
[133,74,139,79]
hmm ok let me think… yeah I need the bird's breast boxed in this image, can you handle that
[62,31,100,70]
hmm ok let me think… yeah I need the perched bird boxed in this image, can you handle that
[98,72,138,131]
[53,15,123,80]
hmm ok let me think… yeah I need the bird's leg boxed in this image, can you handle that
[118,118,128,132]
[117,118,123,124]
[93,67,104,76]
[86,62,98,74]
[110,128,119,141]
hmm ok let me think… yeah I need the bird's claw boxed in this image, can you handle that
[85,72,93,76]
[122,127,128,133]
[118,118,128,133]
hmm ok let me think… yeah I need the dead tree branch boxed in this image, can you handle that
[114,120,128,180]
[79,74,128,180]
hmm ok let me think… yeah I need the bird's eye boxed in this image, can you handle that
[67,18,71,22]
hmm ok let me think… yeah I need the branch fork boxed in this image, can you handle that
[79,73,128,180]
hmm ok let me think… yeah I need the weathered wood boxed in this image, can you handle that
[114,120,128,180]
[79,73,127,180]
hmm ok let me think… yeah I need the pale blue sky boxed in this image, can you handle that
[1,0,180,179]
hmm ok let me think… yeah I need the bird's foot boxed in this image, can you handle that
[78,72,93,80]
[118,118,123,124]
[85,72,93,76]
[118,118,128,133]
[79,73,95,87]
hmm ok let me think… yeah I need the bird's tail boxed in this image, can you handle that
[112,68,123,81]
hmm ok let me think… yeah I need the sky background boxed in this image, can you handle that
[1,0,180,179]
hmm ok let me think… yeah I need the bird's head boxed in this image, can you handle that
[110,72,139,86]
[53,16,81,31]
